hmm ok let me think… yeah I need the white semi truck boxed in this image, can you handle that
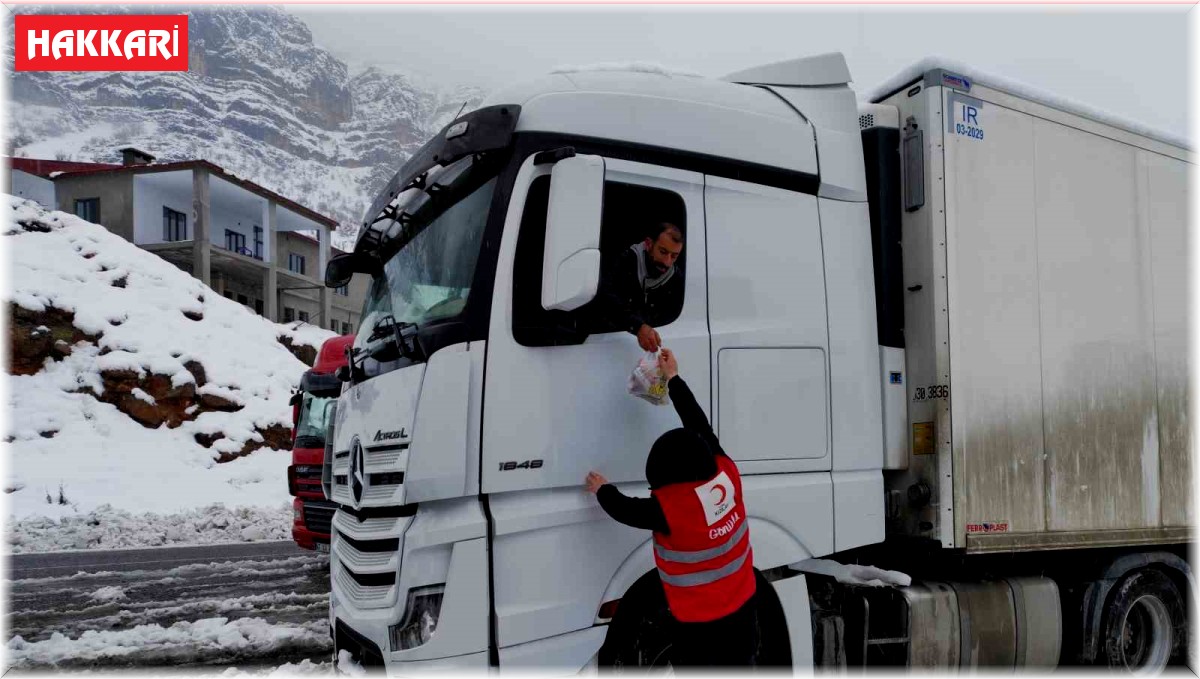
[320,53,1192,673]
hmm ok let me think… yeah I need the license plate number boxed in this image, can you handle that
[316,542,330,554]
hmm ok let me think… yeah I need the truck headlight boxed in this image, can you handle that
[389,584,445,651]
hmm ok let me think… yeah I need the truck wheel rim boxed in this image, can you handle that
[1120,594,1172,672]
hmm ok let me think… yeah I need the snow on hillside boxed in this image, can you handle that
[4,195,336,549]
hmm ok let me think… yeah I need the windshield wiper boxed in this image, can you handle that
[393,319,426,363]
[363,314,426,364]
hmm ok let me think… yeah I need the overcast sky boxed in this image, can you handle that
[288,6,1190,140]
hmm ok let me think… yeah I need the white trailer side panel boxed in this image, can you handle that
[940,81,1191,549]
[1145,154,1191,528]
[941,95,1046,535]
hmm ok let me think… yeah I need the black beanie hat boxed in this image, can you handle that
[645,428,717,490]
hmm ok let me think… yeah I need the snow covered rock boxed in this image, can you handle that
[275,321,337,366]
[2,195,321,526]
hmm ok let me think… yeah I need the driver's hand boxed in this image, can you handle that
[585,471,608,494]
[636,324,661,352]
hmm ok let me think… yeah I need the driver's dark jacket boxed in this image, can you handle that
[585,248,684,336]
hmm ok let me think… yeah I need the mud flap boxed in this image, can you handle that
[769,571,813,669]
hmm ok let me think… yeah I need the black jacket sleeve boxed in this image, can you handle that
[667,376,728,459]
[587,249,646,335]
[596,484,669,533]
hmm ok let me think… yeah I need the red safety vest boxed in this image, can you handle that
[651,455,755,623]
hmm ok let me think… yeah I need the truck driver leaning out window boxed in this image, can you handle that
[584,349,758,667]
[587,222,684,352]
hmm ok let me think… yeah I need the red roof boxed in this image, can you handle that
[21,158,338,229]
[10,157,121,178]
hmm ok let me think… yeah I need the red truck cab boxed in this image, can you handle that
[289,334,354,551]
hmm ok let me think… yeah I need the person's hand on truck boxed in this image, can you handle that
[585,471,609,494]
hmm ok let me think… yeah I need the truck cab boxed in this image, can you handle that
[289,334,354,551]
[323,53,880,671]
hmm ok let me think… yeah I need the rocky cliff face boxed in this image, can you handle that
[7,6,488,247]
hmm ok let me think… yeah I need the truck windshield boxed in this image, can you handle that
[357,170,497,347]
[295,392,335,448]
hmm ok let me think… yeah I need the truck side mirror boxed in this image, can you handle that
[325,251,379,289]
[541,155,605,311]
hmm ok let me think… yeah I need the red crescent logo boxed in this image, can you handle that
[710,484,727,505]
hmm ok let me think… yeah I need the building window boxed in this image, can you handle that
[163,207,187,241]
[237,293,248,305]
[75,198,100,223]
[298,310,310,323]
[225,230,247,255]
[288,253,306,275]
[335,285,349,297]
[253,226,263,260]
[330,320,338,332]
[342,322,352,335]
[283,307,295,323]
[255,299,264,315]
[223,290,234,300]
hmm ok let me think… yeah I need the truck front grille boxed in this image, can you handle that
[303,500,336,535]
[336,530,399,553]
[334,561,396,609]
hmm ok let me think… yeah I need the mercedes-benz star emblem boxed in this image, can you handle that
[349,436,366,507]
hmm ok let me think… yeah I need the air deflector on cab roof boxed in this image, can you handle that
[358,105,521,236]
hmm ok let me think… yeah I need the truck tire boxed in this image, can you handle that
[597,570,791,670]
[1100,568,1187,671]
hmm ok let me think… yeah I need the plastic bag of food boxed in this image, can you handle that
[628,351,669,406]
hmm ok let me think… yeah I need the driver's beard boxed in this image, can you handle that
[644,249,668,275]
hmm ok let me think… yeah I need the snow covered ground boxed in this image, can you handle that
[8,546,331,671]
[4,196,336,551]
[8,504,293,554]
[7,617,330,669]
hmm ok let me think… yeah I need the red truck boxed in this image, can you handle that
[288,334,354,551]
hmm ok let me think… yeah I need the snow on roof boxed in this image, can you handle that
[4,194,327,521]
[865,57,1190,151]
[9,157,122,178]
[551,62,703,78]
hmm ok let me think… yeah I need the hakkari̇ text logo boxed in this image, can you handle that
[15,14,188,72]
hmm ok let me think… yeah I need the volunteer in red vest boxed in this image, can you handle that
[584,348,757,667]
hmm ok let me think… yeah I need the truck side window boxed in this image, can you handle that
[513,174,687,347]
